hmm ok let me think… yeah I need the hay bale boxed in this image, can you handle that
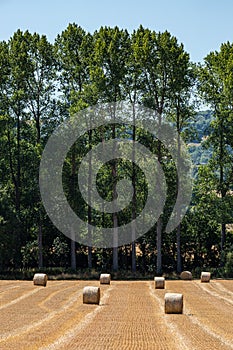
[33,273,48,287]
[100,273,111,284]
[180,271,192,280]
[154,277,165,289]
[201,271,211,282]
[165,293,183,314]
[83,286,100,305]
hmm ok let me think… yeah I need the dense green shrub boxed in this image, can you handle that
[225,250,233,277]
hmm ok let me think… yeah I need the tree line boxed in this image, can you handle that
[0,23,233,276]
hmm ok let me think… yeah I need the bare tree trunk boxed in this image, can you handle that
[38,222,43,268]
[88,246,92,269]
[131,167,137,272]
[176,112,182,273]
[176,223,182,273]
[87,129,93,269]
[70,148,77,269]
[220,123,226,262]
[16,113,21,213]
[156,217,162,275]
[112,215,118,271]
[112,108,118,272]
[156,110,163,275]
[131,106,137,273]
[70,237,76,270]
[131,238,136,272]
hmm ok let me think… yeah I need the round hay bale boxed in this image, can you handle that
[201,271,211,283]
[100,273,111,284]
[154,277,165,289]
[83,286,100,305]
[165,293,183,314]
[180,271,192,280]
[33,273,48,287]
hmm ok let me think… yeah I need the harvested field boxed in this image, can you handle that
[0,279,232,349]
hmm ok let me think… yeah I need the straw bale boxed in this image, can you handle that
[83,286,100,304]
[154,277,165,289]
[201,271,211,282]
[165,293,183,314]
[180,271,192,280]
[33,273,48,287]
[100,273,111,284]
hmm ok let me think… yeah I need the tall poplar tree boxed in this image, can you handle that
[198,42,233,260]
[131,27,193,274]
[55,23,93,269]
[91,26,130,271]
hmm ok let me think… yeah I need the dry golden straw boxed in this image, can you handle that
[83,286,100,304]
[180,271,192,280]
[165,293,183,314]
[33,273,48,287]
[154,277,165,289]
[100,273,111,284]
[201,271,211,282]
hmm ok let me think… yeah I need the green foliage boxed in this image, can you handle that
[197,42,233,256]
[224,250,233,277]
[21,240,39,268]
[50,237,69,267]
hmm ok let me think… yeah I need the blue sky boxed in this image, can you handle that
[0,0,233,62]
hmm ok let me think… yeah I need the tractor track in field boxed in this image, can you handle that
[53,282,185,350]
[0,280,232,350]
[195,280,233,306]
[0,281,99,350]
[148,282,192,350]
[164,280,233,350]
[218,279,233,293]
[40,283,114,350]
[0,287,40,311]
[0,287,83,342]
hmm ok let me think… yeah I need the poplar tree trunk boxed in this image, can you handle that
[38,223,43,268]
[176,111,182,273]
[156,217,162,275]
[87,129,93,269]
[70,237,76,270]
[156,111,163,275]
[112,115,118,272]
[176,223,182,273]
[70,148,77,270]
[131,113,137,273]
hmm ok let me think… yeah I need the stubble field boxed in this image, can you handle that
[0,278,232,349]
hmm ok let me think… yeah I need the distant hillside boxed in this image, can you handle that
[190,110,213,142]
[187,110,213,166]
